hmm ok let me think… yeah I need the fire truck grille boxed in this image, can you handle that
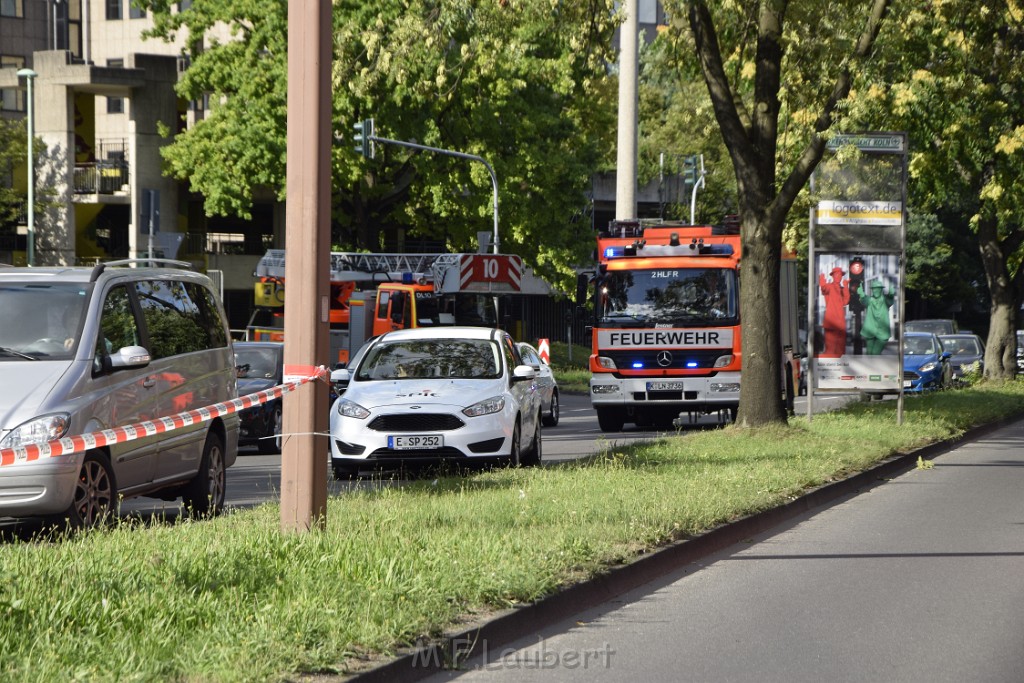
[607,349,725,371]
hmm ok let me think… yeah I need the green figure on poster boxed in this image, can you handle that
[858,280,895,355]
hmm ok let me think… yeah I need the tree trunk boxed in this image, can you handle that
[736,208,788,426]
[977,215,1018,378]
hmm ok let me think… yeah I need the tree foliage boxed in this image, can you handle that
[653,0,891,426]
[140,0,620,293]
[844,1,1024,377]
[0,118,28,233]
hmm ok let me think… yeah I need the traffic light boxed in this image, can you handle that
[848,256,865,313]
[353,118,375,158]
[683,155,698,186]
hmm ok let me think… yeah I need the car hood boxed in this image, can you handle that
[237,377,279,397]
[0,361,73,429]
[947,353,983,365]
[343,378,506,410]
[903,354,939,372]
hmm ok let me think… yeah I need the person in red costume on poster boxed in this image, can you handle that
[818,266,850,357]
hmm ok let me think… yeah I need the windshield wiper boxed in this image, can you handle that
[0,346,38,360]
[601,313,648,324]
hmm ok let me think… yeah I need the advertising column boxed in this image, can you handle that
[807,133,908,420]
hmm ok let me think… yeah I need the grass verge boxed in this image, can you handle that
[547,340,590,393]
[3,382,1024,681]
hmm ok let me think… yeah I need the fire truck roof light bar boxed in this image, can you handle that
[603,243,735,259]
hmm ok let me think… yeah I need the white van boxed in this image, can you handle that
[0,259,240,527]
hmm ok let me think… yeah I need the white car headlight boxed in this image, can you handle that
[918,361,938,373]
[0,413,70,449]
[335,398,370,420]
[463,396,505,417]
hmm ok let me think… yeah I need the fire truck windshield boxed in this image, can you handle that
[598,268,737,325]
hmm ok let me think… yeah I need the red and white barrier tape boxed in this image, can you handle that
[0,366,328,467]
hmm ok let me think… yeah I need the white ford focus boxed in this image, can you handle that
[329,326,542,478]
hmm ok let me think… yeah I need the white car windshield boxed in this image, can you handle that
[355,338,501,380]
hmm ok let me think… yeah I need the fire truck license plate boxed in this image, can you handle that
[647,381,686,391]
[389,435,443,450]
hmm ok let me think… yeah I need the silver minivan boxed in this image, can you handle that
[0,259,240,527]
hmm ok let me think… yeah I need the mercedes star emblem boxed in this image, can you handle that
[657,351,673,367]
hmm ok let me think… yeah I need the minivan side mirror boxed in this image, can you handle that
[575,272,589,306]
[108,345,151,370]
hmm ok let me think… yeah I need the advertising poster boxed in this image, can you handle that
[813,252,901,391]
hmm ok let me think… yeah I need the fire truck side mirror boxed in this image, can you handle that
[575,273,589,305]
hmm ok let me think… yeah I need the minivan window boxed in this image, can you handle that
[98,284,141,355]
[0,282,89,359]
[134,279,208,359]
[189,282,229,348]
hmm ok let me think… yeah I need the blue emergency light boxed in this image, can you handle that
[631,361,644,369]
[686,361,699,368]
[401,272,414,284]
[604,246,625,259]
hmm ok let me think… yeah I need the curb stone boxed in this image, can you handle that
[344,413,1021,682]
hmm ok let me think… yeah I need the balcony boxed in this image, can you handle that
[73,139,130,199]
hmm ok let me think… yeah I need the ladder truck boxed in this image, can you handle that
[251,249,524,366]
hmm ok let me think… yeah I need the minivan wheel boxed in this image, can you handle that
[183,432,226,517]
[57,451,117,529]
[258,404,282,454]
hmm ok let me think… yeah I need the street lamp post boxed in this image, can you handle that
[17,68,37,267]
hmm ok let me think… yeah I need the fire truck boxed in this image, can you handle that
[250,249,524,366]
[582,219,800,432]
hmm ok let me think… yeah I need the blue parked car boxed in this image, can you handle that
[902,331,953,393]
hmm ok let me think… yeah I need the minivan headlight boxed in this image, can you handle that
[0,414,70,449]
[463,396,505,417]
[335,398,370,420]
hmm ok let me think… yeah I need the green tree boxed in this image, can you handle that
[0,118,28,234]
[845,2,1024,378]
[142,0,619,293]
[656,0,892,426]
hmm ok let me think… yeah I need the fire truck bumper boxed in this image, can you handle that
[589,373,741,409]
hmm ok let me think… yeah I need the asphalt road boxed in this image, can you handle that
[420,415,1024,683]
[126,391,857,514]
[0,391,855,536]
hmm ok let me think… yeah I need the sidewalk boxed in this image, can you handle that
[352,414,1024,682]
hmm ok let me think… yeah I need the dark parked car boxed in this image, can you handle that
[905,319,959,335]
[938,333,985,384]
[1017,331,1024,373]
[234,341,284,454]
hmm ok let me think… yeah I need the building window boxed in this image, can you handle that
[0,55,25,112]
[128,2,145,18]
[1,0,23,18]
[177,0,191,10]
[107,59,124,114]
[106,0,120,20]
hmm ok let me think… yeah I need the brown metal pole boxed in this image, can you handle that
[281,0,331,532]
